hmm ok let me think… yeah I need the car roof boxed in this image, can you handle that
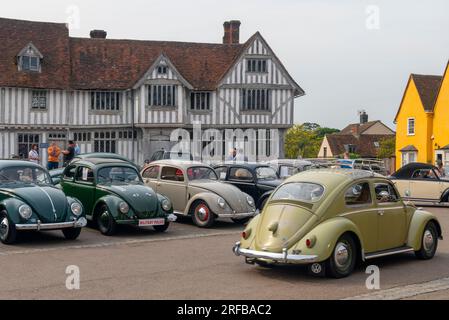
[286,168,385,186]
[267,159,313,166]
[0,160,44,169]
[149,160,209,169]
[72,158,135,167]
[392,162,436,179]
[213,162,272,170]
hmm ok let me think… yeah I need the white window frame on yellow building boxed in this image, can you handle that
[407,117,415,136]
[401,151,417,166]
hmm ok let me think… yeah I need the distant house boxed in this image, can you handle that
[317,112,395,158]
[394,61,449,169]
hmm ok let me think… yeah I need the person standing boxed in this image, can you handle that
[47,142,61,170]
[28,144,39,164]
[62,141,76,166]
[74,141,81,156]
[436,160,446,178]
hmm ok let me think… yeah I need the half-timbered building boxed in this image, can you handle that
[0,18,304,166]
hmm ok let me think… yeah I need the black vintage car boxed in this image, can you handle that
[213,163,283,210]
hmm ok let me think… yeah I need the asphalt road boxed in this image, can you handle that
[0,209,448,300]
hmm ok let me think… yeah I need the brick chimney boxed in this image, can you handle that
[223,20,241,44]
[90,30,107,39]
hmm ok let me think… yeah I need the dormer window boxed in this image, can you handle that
[17,43,43,73]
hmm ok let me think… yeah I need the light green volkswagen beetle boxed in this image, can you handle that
[233,169,443,278]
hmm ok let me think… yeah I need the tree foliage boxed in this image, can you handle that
[285,123,340,159]
[377,136,396,159]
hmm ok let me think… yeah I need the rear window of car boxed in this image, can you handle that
[271,182,325,202]
[229,167,253,181]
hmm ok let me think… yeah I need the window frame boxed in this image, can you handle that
[407,117,416,136]
[190,91,211,111]
[142,165,161,180]
[229,167,254,182]
[240,88,271,112]
[30,90,48,110]
[89,91,122,112]
[147,85,177,108]
[246,58,268,73]
[93,131,117,153]
[344,182,373,208]
[374,182,401,204]
[160,166,185,182]
[74,166,95,185]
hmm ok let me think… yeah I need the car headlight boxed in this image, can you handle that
[161,199,172,212]
[119,202,129,214]
[19,204,32,220]
[70,202,82,216]
[246,196,255,207]
[217,197,226,208]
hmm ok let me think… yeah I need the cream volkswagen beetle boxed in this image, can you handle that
[141,161,257,227]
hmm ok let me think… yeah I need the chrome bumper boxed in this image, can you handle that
[219,212,256,218]
[15,217,87,231]
[233,242,318,264]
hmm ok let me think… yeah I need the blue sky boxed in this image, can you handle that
[2,0,448,129]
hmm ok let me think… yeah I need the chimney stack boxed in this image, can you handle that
[360,111,368,124]
[223,20,241,44]
[90,30,107,39]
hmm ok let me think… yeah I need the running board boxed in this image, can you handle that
[365,246,414,260]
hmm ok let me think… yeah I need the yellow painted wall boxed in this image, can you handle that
[431,64,449,163]
[395,77,433,168]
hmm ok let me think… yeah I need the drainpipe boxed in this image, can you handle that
[129,89,135,163]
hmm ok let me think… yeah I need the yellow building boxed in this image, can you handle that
[394,62,448,169]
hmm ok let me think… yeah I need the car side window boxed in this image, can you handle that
[143,166,160,179]
[75,166,94,184]
[215,166,228,180]
[345,182,372,206]
[63,165,77,181]
[229,167,253,181]
[411,169,439,180]
[161,166,184,182]
[374,183,400,203]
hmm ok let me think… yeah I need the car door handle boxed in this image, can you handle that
[378,210,385,216]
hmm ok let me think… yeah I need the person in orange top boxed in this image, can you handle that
[47,142,61,170]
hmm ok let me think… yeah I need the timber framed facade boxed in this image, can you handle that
[0,18,304,166]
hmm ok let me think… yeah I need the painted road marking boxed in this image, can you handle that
[343,277,449,300]
[0,231,240,257]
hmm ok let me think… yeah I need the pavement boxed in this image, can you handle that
[0,209,448,300]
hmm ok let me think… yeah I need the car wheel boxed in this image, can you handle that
[62,227,82,240]
[153,221,170,233]
[231,217,251,225]
[0,210,17,245]
[326,234,357,278]
[97,205,117,236]
[415,221,438,260]
[192,201,215,228]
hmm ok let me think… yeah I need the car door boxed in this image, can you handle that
[142,165,160,191]
[409,168,442,202]
[157,166,188,213]
[73,166,96,216]
[342,181,378,253]
[374,181,407,251]
[227,167,258,200]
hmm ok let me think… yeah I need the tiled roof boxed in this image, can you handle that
[69,38,245,90]
[399,145,418,152]
[411,74,443,112]
[340,121,379,135]
[0,17,259,91]
[0,17,71,89]
[326,134,394,158]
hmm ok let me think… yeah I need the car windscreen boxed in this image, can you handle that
[97,166,142,185]
[271,182,325,202]
[256,167,278,180]
[0,166,52,185]
[187,167,218,181]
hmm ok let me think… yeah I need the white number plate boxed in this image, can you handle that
[138,218,165,227]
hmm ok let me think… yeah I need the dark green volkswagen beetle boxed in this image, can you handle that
[0,160,86,244]
[60,158,176,235]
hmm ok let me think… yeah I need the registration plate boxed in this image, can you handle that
[138,218,165,227]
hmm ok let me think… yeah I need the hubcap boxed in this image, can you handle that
[196,205,209,222]
[0,217,9,239]
[334,242,350,269]
[99,211,110,228]
[423,229,434,252]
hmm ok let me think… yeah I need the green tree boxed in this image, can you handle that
[284,124,340,159]
[377,136,396,159]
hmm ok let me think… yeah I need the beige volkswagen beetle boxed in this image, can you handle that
[141,160,257,227]
[233,169,442,278]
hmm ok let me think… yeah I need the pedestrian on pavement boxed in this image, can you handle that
[437,160,446,178]
[62,141,76,166]
[28,144,39,164]
[47,142,61,170]
[74,142,81,156]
